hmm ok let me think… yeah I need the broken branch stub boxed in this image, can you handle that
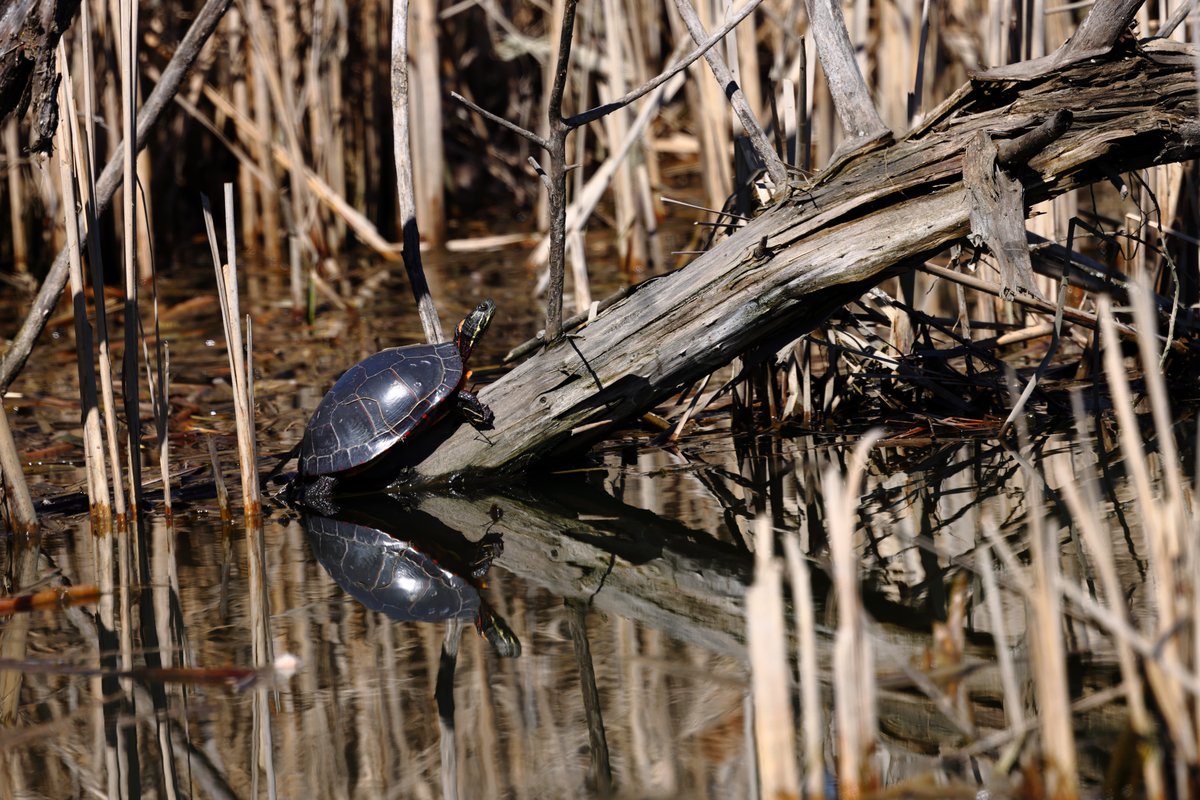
[964,111,1073,301]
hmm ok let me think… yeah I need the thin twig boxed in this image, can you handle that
[449,92,549,147]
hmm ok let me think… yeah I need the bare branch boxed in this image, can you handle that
[564,0,766,129]
[1153,0,1195,39]
[802,0,890,143]
[449,91,549,150]
[547,0,579,125]
[977,0,1146,78]
[671,0,787,187]
[1062,0,1144,58]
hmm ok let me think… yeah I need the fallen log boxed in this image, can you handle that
[398,40,1200,486]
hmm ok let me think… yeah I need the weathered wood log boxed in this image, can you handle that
[400,41,1200,486]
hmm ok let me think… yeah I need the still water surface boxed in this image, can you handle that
[2,246,1177,797]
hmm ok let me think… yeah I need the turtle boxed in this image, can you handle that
[295,300,496,497]
[301,503,522,657]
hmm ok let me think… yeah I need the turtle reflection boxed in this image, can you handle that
[300,497,521,657]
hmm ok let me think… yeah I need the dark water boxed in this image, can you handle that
[1,247,1181,797]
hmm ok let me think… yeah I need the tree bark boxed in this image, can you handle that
[396,42,1200,487]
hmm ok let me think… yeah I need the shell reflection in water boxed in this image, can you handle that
[300,496,521,657]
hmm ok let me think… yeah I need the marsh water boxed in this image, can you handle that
[2,243,1188,797]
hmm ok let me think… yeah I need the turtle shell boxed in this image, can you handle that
[304,513,480,622]
[299,341,464,477]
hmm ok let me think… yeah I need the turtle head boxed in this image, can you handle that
[454,299,496,360]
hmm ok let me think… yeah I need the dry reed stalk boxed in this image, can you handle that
[324,0,348,251]
[301,0,328,247]
[1129,276,1189,527]
[876,0,912,129]
[798,36,814,172]
[3,119,28,274]
[205,185,261,515]
[203,186,275,791]
[75,4,124,758]
[111,1,143,792]
[118,0,140,463]
[601,0,645,276]
[115,0,142,674]
[745,515,800,799]
[1010,405,1079,797]
[1053,441,1166,797]
[205,436,232,528]
[71,1,128,528]
[733,0,763,120]
[55,44,111,525]
[391,0,445,343]
[568,231,591,313]
[782,533,824,799]
[412,0,445,247]
[779,78,797,166]
[976,533,1023,736]
[1099,293,1199,762]
[0,403,40,725]
[0,406,36,537]
[625,3,666,272]
[667,1,731,212]
[537,0,567,233]
[246,31,281,265]
[825,431,882,797]
[228,6,258,249]
[911,0,933,124]
[142,337,171,521]
[268,0,311,263]
[135,147,154,283]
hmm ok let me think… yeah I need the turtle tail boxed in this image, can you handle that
[476,606,522,658]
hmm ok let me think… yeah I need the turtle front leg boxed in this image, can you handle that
[457,391,495,430]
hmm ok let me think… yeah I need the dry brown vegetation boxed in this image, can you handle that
[1,0,1200,797]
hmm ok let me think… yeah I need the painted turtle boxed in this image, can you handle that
[301,502,521,657]
[297,300,496,490]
